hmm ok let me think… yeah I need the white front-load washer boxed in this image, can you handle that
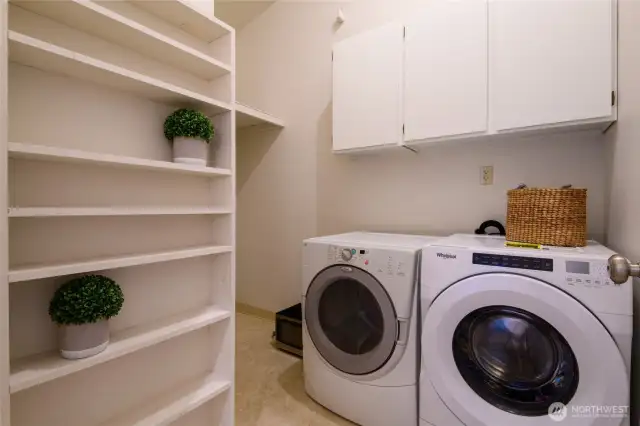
[420,234,632,426]
[303,232,439,426]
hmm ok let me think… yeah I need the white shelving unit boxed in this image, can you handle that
[8,143,232,177]
[10,307,231,393]
[8,207,233,217]
[1,1,236,425]
[11,0,231,80]
[102,375,231,426]
[127,0,233,44]
[236,102,284,129]
[9,245,233,283]
[8,31,232,115]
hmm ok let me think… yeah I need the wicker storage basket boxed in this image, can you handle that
[506,187,587,247]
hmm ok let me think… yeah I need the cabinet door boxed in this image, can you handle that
[332,22,404,152]
[404,0,488,142]
[489,0,614,131]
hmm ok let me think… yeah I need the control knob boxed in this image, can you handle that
[341,249,353,261]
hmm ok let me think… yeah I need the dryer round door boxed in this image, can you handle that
[305,265,398,375]
[423,273,629,426]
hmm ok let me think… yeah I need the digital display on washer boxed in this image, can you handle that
[566,261,589,274]
[473,253,553,271]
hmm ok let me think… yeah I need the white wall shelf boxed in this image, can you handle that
[9,207,232,218]
[128,0,232,44]
[11,0,231,80]
[4,2,236,424]
[9,245,233,283]
[103,375,231,426]
[9,143,232,177]
[236,102,284,128]
[8,31,232,116]
[10,307,231,393]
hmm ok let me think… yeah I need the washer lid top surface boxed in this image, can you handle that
[305,265,398,375]
[422,273,628,426]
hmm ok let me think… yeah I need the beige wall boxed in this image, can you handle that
[605,0,640,421]
[235,0,609,313]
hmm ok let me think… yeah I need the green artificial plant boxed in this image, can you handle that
[49,275,124,325]
[164,108,214,143]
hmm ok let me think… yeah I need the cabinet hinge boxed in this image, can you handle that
[612,90,616,106]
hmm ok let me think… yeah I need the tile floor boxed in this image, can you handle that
[235,313,354,426]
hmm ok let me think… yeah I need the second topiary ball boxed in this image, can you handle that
[164,108,215,166]
[164,108,214,143]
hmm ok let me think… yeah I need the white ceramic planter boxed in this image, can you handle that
[172,136,208,166]
[59,320,109,359]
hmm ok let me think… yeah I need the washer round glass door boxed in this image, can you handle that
[422,273,629,425]
[452,305,579,416]
[305,265,398,375]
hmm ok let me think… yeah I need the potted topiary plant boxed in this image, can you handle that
[164,108,214,166]
[49,274,124,359]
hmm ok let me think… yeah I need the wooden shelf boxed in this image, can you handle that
[9,143,231,177]
[11,0,231,80]
[9,245,233,283]
[236,103,285,128]
[8,31,232,115]
[9,207,232,218]
[103,375,231,426]
[10,307,231,393]
[128,0,232,44]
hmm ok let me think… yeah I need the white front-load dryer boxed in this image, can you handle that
[420,234,632,426]
[303,232,439,426]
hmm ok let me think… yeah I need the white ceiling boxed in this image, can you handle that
[215,0,276,30]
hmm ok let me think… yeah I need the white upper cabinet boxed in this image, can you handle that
[332,0,616,152]
[404,0,488,142]
[489,0,615,131]
[332,22,404,152]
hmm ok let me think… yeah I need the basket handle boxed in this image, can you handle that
[514,184,573,189]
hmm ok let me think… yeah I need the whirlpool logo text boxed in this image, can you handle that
[436,253,457,260]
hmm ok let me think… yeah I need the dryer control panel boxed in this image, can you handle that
[328,245,369,263]
[327,245,409,277]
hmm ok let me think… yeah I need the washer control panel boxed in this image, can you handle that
[473,253,553,271]
[564,260,614,287]
[472,253,616,288]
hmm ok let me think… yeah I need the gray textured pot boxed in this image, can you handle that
[173,136,208,166]
[59,320,109,359]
